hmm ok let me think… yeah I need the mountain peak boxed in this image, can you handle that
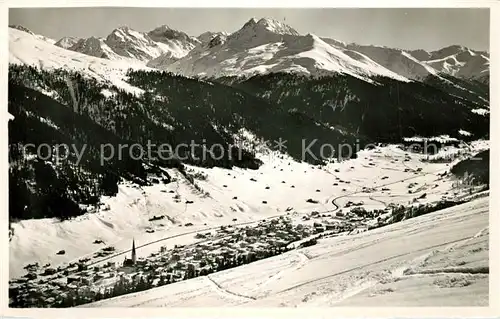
[148,25,200,45]
[258,17,299,35]
[113,26,132,32]
[67,36,117,59]
[257,17,289,28]
[107,26,144,42]
[150,24,172,32]
[242,18,258,28]
[198,31,229,44]
[225,17,299,49]
[107,26,137,39]
[55,36,81,49]
[238,17,299,36]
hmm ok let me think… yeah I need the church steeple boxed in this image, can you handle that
[131,238,136,264]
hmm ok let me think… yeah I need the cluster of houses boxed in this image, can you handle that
[9,254,126,307]
[142,216,316,280]
[9,208,380,307]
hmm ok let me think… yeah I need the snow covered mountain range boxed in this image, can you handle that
[52,25,199,63]
[12,18,489,83]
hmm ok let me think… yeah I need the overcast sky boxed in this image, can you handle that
[9,8,489,51]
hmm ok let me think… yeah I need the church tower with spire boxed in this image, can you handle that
[122,238,137,267]
[131,238,136,264]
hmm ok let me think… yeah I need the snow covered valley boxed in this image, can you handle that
[9,141,490,307]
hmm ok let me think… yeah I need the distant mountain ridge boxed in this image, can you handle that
[54,36,80,49]
[9,24,57,44]
[11,20,489,83]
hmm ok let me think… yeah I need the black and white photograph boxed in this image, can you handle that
[3,3,497,311]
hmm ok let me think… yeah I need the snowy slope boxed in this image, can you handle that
[9,24,56,44]
[147,25,200,53]
[146,26,200,68]
[9,27,150,94]
[324,42,488,82]
[343,44,439,80]
[197,31,230,44]
[426,52,489,80]
[410,45,489,81]
[158,18,410,82]
[102,26,168,62]
[85,196,489,307]
[68,36,122,60]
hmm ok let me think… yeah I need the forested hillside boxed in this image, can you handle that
[217,73,489,142]
[8,65,489,221]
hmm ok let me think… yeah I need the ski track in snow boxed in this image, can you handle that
[205,275,256,302]
[328,223,490,304]
[276,234,482,297]
[249,251,311,295]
